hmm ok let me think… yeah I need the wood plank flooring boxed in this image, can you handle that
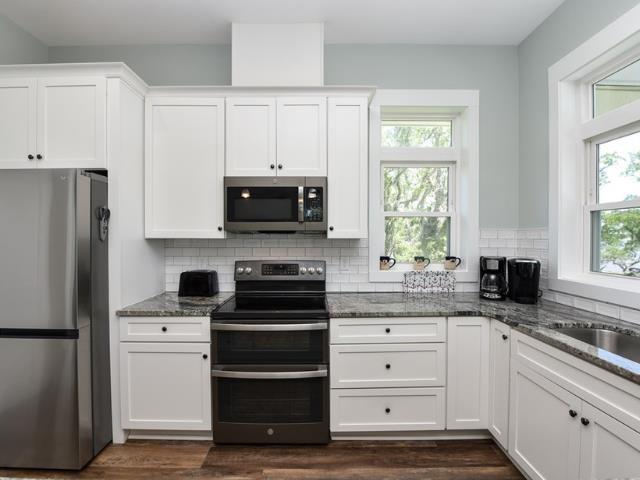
[0,439,524,479]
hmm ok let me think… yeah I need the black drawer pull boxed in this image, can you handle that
[385,328,391,334]
[161,326,167,332]
[581,417,590,426]
[385,408,391,414]
[569,409,577,418]
[502,334,508,340]
[385,364,391,369]
[202,354,208,360]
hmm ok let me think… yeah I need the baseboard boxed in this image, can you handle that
[331,429,491,441]
[127,430,213,441]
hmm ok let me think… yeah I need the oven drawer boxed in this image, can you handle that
[120,317,210,342]
[330,343,446,389]
[330,387,446,432]
[330,317,446,344]
[210,322,328,364]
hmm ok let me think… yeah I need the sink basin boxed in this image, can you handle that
[554,327,640,364]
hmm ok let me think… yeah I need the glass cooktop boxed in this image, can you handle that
[212,293,329,321]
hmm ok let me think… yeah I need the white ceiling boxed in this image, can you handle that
[0,0,566,47]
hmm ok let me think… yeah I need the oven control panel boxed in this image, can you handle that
[234,260,326,281]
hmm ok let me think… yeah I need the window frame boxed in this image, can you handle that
[549,4,640,308]
[369,90,479,283]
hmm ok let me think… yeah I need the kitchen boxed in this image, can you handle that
[0,0,639,479]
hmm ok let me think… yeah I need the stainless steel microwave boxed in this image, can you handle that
[224,177,327,233]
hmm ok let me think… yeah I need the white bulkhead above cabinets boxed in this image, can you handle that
[144,87,374,240]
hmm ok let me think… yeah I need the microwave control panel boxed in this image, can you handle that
[304,187,324,222]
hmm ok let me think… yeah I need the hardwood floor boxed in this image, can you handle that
[0,439,524,479]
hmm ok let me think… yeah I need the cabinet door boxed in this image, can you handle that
[276,97,327,176]
[226,97,276,176]
[489,320,511,449]
[120,342,211,430]
[36,77,106,168]
[145,97,225,238]
[446,316,490,429]
[0,78,37,169]
[327,97,368,238]
[509,361,581,480]
[579,402,640,480]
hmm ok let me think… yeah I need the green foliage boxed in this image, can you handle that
[383,167,449,262]
[381,122,451,148]
[597,209,640,277]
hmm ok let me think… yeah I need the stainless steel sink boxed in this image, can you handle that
[554,327,640,364]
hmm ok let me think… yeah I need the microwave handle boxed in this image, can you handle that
[298,186,304,222]
[210,322,328,332]
[211,367,328,380]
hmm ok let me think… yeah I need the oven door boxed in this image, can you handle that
[211,364,329,444]
[224,176,304,232]
[210,321,328,364]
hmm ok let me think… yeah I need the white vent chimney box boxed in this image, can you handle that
[232,23,324,86]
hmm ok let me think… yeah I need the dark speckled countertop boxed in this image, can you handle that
[117,291,640,384]
[327,293,640,384]
[116,292,233,317]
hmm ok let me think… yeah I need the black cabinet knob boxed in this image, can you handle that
[27,154,34,160]
[202,354,208,360]
[385,408,391,414]
[385,364,391,370]
[329,226,334,231]
[36,154,43,160]
[161,326,167,332]
[385,328,391,333]
[217,226,223,231]
[569,409,577,418]
[502,334,508,340]
[581,417,590,426]
[270,164,275,169]
[278,164,283,169]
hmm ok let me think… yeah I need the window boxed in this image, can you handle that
[369,90,479,283]
[589,130,640,277]
[549,5,640,308]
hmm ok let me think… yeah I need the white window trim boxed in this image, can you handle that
[549,4,640,309]
[369,89,479,283]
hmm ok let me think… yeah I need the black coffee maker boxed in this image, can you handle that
[480,256,507,301]
[508,258,541,304]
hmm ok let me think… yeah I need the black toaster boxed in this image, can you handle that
[178,270,219,297]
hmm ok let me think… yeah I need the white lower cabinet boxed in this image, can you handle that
[119,318,211,432]
[488,319,511,448]
[509,361,581,480]
[330,387,445,432]
[579,402,640,480]
[446,317,490,429]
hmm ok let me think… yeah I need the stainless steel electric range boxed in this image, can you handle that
[210,260,329,444]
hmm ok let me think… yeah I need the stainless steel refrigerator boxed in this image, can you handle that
[0,169,112,470]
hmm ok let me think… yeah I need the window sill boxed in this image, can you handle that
[549,273,640,310]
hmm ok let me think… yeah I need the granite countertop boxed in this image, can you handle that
[117,291,640,384]
[328,292,640,384]
[116,292,233,317]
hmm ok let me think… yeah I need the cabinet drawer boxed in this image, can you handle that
[330,317,445,344]
[120,317,210,342]
[330,387,445,432]
[330,343,446,388]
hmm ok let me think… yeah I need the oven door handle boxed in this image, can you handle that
[210,322,327,332]
[211,367,328,379]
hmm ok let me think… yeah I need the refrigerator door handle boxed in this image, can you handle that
[96,206,110,242]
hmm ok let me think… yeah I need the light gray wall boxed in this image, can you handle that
[518,0,640,228]
[48,44,231,85]
[0,14,47,64]
[48,43,519,228]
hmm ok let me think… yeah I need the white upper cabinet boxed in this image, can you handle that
[145,97,225,238]
[37,77,106,168]
[488,319,511,449]
[0,78,37,168]
[327,97,368,238]
[0,76,106,169]
[446,316,490,430]
[276,97,327,176]
[226,97,276,176]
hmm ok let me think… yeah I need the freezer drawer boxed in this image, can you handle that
[0,336,91,469]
